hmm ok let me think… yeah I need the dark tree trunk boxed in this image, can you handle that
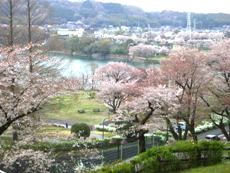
[9,0,14,47]
[138,132,146,153]
[219,122,230,141]
[189,126,198,142]
[0,122,12,136]
[27,0,33,73]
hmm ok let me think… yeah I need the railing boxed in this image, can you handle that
[100,137,157,164]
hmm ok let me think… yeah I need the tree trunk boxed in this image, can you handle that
[9,0,14,47]
[27,0,33,73]
[0,121,13,136]
[165,117,181,141]
[219,123,230,141]
[138,132,146,153]
[189,127,198,142]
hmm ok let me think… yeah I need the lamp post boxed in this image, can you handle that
[101,117,109,164]
[102,118,109,140]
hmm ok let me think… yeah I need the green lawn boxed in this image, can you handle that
[39,91,108,125]
[180,162,230,173]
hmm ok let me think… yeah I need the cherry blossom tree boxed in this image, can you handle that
[0,46,78,135]
[95,62,145,113]
[118,85,180,152]
[161,47,211,142]
[1,149,53,173]
[201,40,230,141]
[129,44,159,58]
[95,62,145,83]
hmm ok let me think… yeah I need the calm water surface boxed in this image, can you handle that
[53,54,159,77]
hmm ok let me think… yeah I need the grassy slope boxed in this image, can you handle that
[40,91,108,125]
[180,162,230,173]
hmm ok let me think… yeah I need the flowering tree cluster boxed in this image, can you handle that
[96,39,230,152]
[129,44,167,58]
[0,46,78,136]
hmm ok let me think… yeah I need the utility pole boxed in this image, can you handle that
[187,12,192,40]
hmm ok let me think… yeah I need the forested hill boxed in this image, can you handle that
[33,0,230,28]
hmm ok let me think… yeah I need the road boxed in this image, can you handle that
[197,126,228,140]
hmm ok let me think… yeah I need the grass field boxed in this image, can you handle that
[39,91,108,125]
[180,162,230,173]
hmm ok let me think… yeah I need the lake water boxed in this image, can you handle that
[53,54,159,77]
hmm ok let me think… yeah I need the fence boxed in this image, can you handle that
[101,137,156,164]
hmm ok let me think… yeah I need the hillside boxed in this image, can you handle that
[1,0,230,28]
[47,0,230,28]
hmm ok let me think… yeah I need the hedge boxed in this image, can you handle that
[92,141,224,173]
[20,139,117,152]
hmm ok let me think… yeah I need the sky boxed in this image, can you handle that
[70,0,230,14]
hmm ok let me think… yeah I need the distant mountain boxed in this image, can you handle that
[6,0,230,29]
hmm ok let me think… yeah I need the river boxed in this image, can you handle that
[53,54,159,77]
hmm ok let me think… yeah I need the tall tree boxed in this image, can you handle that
[24,0,49,72]
[161,47,211,142]
[0,0,19,46]
[201,40,230,141]
[0,46,78,135]
[120,85,180,152]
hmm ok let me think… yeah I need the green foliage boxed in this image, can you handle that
[198,141,224,165]
[71,123,91,138]
[93,163,134,173]
[180,162,230,173]
[87,39,112,56]
[93,141,225,173]
[134,146,179,173]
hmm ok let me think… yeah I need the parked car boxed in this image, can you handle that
[205,134,220,141]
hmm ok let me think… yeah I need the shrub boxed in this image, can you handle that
[93,163,134,173]
[133,146,179,173]
[71,123,91,139]
[198,141,224,165]
[92,141,224,173]
[93,108,101,112]
[77,109,85,113]
[169,141,199,167]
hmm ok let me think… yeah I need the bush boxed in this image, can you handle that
[71,123,91,139]
[93,108,101,112]
[93,163,134,173]
[133,146,179,173]
[93,141,224,173]
[77,109,85,113]
[198,141,224,165]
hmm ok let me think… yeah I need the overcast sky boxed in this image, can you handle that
[70,0,230,13]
